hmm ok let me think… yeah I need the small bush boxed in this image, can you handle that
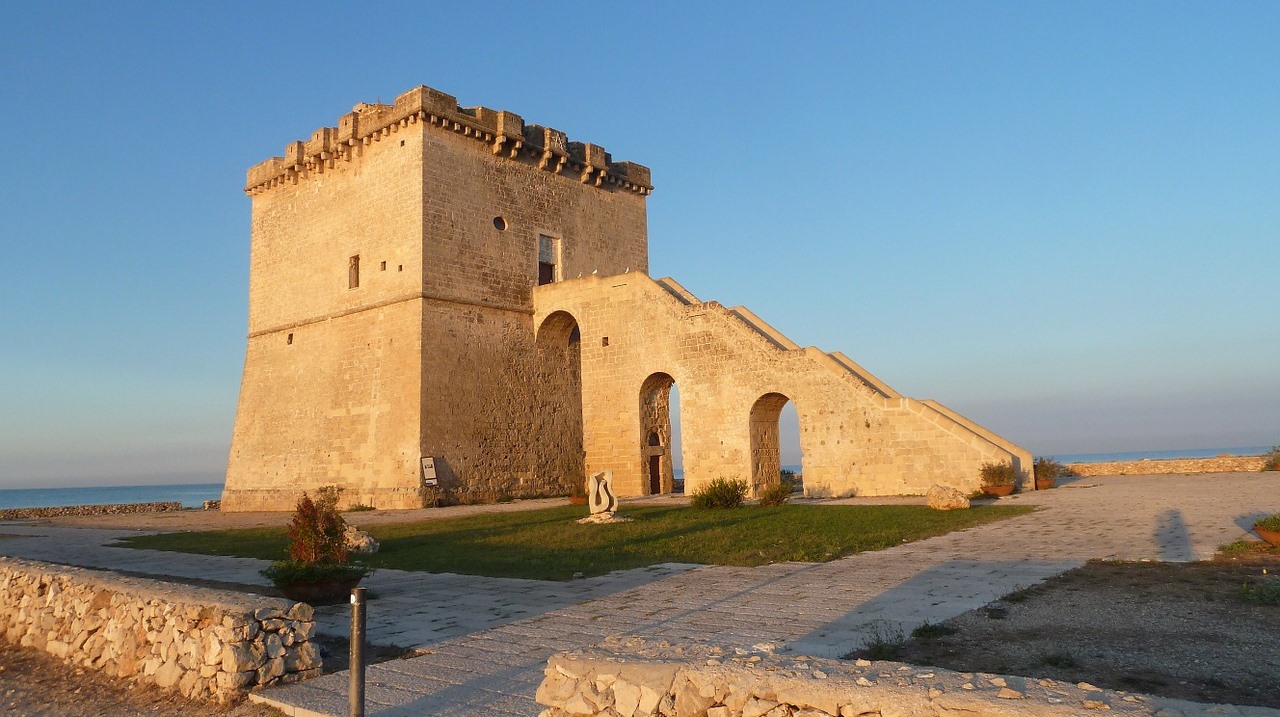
[910,621,957,639]
[1255,512,1280,532]
[758,473,798,507]
[1034,457,1076,482]
[1262,446,1280,472]
[690,478,749,509]
[859,622,905,660]
[345,504,375,512]
[1039,650,1080,668]
[285,486,349,565]
[1241,575,1280,605]
[979,461,1024,488]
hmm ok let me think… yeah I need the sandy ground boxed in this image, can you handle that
[856,547,1280,709]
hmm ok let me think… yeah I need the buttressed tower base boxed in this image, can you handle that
[223,84,1030,511]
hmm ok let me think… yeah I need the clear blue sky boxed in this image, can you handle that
[2,2,1277,488]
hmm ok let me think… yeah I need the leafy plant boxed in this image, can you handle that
[261,486,372,587]
[689,478,749,509]
[1033,456,1075,482]
[286,486,349,565]
[758,473,798,507]
[1262,446,1280,472]
[979,461,1025,488]
[345,503,375,512]
[1240,573,1280,605]
[1254,513,1280,532]
[858,622,905,660]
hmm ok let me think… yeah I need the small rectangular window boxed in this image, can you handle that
[349,255,360,289]
[537,235,561,285]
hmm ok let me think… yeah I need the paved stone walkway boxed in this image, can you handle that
[3,473,1277,717]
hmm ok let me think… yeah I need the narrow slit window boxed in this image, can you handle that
[349,255,360,289]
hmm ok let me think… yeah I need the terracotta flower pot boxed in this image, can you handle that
[982,484,1016,497]
[1035,478,1056,490]
[1254,524,1280,548]
[568,496,588,506]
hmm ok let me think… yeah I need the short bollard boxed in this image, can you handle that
[350,587,367,717]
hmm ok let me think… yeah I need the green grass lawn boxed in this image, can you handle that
[119,503,1032,581]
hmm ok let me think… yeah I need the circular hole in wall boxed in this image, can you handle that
[493,216,508,231]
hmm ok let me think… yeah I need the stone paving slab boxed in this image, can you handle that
[6,473,1280,717]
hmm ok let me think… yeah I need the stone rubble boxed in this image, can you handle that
[0,557,321,702]
[343,525,379,553]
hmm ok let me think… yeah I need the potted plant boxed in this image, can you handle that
[979,461,1022,497]
[261,487,373,604]
[1033,456,1073,490]
[1254,513,1280,548]
[567,479,588,506]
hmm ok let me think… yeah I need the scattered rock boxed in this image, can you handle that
[926,485,971,511]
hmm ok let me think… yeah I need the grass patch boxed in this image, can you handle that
[119,503,1032,581]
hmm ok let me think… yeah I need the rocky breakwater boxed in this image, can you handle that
[537,639,1231,716]
[1068,455,1266,477]
[0,557,321,702]
[0,501,184,520]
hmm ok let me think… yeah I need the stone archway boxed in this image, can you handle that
[639,372,677,495]
[534,311,585,494]
[750,392,793,495]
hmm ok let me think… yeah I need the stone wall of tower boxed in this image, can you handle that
[224,85,651,510]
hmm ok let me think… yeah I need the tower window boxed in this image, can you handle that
[537,235,561,286]
[349,255,360,289]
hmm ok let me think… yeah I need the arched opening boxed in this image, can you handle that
[534,311,584,494]
[750,392,802,495]
[639,372,682,495]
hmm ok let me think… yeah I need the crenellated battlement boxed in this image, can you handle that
[245,85,652,196]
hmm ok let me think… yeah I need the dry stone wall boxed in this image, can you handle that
[0,558,320,702]
[536,648,1215,717]
[1068,456,1267,476]
[0,502,183,520]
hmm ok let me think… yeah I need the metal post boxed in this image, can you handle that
[349,587,366,717]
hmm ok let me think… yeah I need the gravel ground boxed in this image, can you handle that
[857,546,1280,709]
[0,644,283,717]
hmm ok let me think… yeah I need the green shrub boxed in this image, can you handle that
[1241,576,1280,605]
[979,461,1024,488]
[1033,457,1076,482]
[345,504,375,512]
[285,486,349,565]
[1255,513,1280,532]
[690,478,749,509]
[758,473,798,507]
[1262,446,1280,472]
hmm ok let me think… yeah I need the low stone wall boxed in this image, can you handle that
[0,557,320,702]
[0,501,184,520]
[1067,456,1266,476]
[536,648,1209,716]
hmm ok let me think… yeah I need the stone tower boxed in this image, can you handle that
[223,86,652,510]
[225,83,1033,512]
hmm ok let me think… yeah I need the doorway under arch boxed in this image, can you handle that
[639,372,682,495]
[750,392,802,495]
[534,311,585,494]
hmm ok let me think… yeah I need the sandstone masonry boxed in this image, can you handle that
[0,501,183,521]
[223,83,1031,510]
[0,557,320,702]
[1068,456,1267,476]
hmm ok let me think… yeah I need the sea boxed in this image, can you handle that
[0,483,224,510]
[0,445,1271,510]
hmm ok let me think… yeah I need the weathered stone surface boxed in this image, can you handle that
[344,526,380,553]
[0,557,323,702]
[926,484,971,511]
